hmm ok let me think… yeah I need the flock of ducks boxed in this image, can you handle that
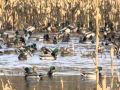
[0,22,120,84]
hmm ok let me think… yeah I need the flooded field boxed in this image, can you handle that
[0,35,120,90]
[0,38,119,76]
[0,0,120,89]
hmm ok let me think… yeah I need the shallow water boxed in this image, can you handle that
[0,35,120,90]
[0,40,119,79]
[0,76,96,90]
[0,75,120,90]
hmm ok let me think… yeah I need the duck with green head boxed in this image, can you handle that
[51,48,59,60]
[47,66,56,79]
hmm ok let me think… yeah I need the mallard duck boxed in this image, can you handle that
[24,67,43,82]
[47,66,56,79]
[40,56,56,60]
[81,72,96,80]
[81,67,102,80]
[40,48,58,60]
[18,52,28,60]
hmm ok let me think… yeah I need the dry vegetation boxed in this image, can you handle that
[0,0,119,31]
[1,79,15,90]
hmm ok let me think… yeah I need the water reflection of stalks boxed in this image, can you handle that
[1,79,15,90]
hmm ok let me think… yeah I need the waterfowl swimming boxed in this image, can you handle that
[81,72,96,80]
[24,67,43,82]
[81,67,103,80]
[47,66,56,79]
[40,47,58,60]
[18,52,28,60]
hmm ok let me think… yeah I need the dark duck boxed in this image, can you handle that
[47,66,56,79]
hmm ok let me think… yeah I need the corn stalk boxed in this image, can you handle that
[95,0,100,89]
[110,46,114,89]
[61,78,64,90]
[1,79,16,90]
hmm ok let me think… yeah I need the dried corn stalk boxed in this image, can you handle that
[1,79,15,90]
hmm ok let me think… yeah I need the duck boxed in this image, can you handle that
[81,72,96,80]
[47,66,56,79]
[24,67,43,82]
[81,67,103,80]
[18,52,28,60]
[40,47,58,60]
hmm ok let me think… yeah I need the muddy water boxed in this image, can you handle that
[0,76,97,90]
[0,75,119,90]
